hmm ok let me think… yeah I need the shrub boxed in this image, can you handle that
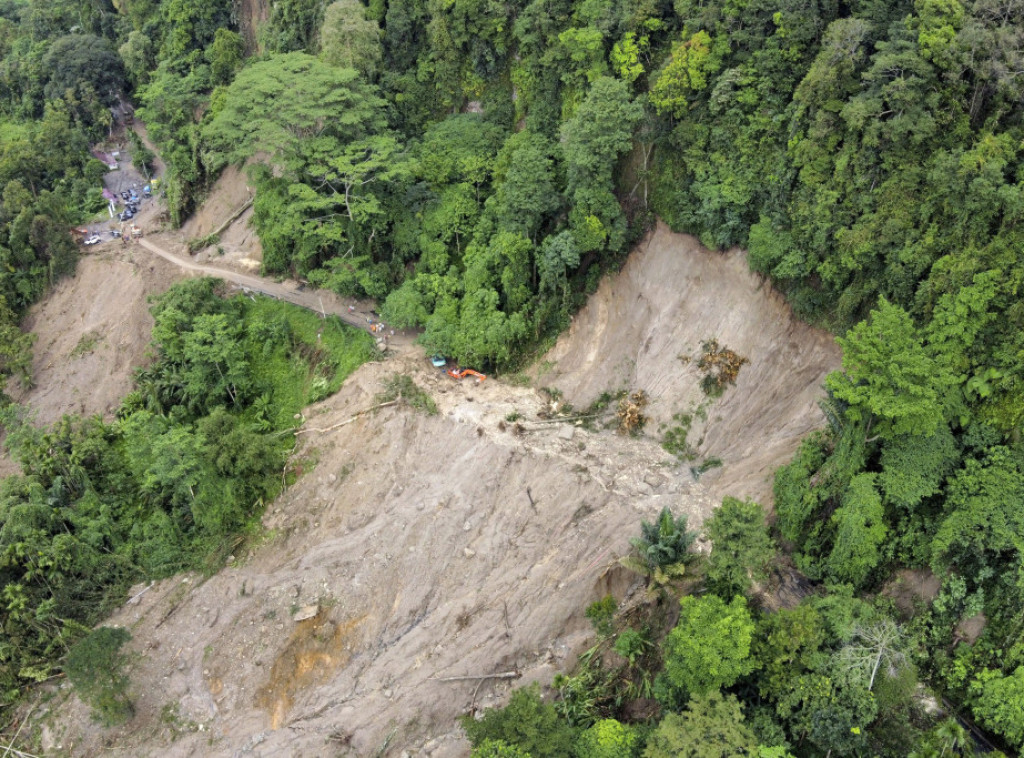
[576,718,640,758]
[65,627,135,726]
[461,684,577,758]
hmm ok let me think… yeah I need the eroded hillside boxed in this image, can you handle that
[537,222,841,505]
[27,224,839,757]
[7,249,184,427]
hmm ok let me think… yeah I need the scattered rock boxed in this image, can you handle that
[464,548,476,558]
[558,425,575,441]
[293,604,319,622]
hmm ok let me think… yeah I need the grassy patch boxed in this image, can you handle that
[0,118,29,142]
[661,412,695,460]
[376,374,438,415]
[70,331,103,357]
[65,627,134,726]
[160,701,199,738]
[187,233,220,253]
[690,457,723,480]
[584,389,622,416]
[241,297,377,430]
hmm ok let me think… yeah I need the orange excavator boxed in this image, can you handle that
[447,367,487,382]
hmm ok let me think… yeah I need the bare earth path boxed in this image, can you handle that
[136,237,404,342]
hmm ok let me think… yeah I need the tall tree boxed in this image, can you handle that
[461,684,578,758]
[704,497,775,597]
[206,28,245,86]
[971,666,1024,750]
[320,0,383,77]
[560,76,642,249]
[826,298,953,440]
[643,692,758,758]
[203,53,387,174]
[826,473,887,587]
[662,594,757,698]
[489,131,561,241]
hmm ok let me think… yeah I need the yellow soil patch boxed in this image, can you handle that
[256,612,365,729]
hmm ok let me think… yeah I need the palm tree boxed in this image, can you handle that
[620,507,697,590]
[909,718,975,758]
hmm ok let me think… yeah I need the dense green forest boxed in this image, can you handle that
[0,0,1021,753]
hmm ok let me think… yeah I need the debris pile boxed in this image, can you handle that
[616,390,649,435]
[697,338,748,396]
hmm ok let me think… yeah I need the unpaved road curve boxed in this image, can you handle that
[137,237,403,342]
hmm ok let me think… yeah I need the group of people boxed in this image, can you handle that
[348,304,396,344]
[119,226,141,245]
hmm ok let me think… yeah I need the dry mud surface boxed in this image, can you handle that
[8,248,184,427]
[179,162,264,268]
[23,223,841,757]
[537,222,841,504]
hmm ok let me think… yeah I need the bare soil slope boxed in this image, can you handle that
[536,221,841,504]
[24,223,840,758]
[9,247,184,426]
[38,353,707,757]
[179,163,263,267]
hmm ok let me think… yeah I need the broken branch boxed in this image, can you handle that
[521,412,609,427]
[294,401,399,435]
[430,671,519,683]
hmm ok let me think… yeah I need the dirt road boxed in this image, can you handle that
[136,237,406,343]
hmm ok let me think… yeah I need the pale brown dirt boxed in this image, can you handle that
[237,0,270,55]
[33,352,706,757]
[535,221,842,505]
[1,228,394,463]
[883,568,943,619]
[179,162,264,268]
[7,247,184,427]
[20,221,842,758]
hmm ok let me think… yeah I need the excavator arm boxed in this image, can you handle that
[446,368,487,382]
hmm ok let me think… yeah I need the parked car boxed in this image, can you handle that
[83,235,102,245]
[110,229,121,238]
[120,191,130,201]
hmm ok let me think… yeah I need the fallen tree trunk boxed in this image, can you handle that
[294,400,399,435]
